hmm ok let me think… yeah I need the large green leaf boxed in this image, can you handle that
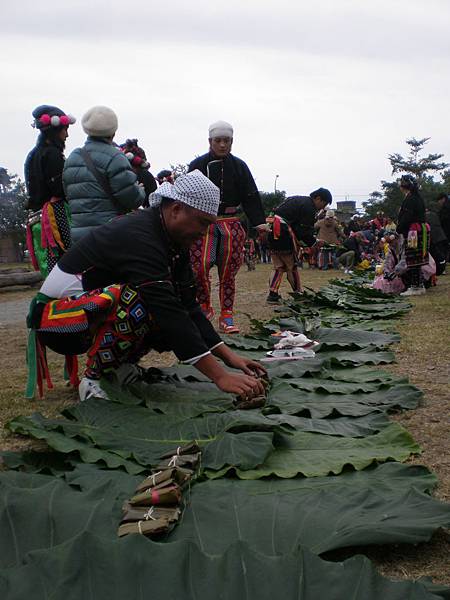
[266,381,422,418]
[277,376,390,394]
[104,379,235,417]
[202,432,274,470]
[159,359,324,380]
[0,463,443,569]
[5,414,146,474]
[267,412,390,437]
[170,473,450,555]
[315,326,400,347]
[318,348,396,365]
[286,285,411,319]
[274,320,400,348]
[319,366,408,384]
[207,422,421,479]
[6,400,282,473]
[220,334,272,350]
[0,531,443,600]
[0,477,120,569]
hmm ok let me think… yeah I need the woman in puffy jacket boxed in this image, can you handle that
[63,106,145,243]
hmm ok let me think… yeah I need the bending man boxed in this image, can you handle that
[26,171,266,401]
[267,188,332,303]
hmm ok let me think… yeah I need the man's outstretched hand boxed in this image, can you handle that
[224,355,267,377]
[215,372,266,397]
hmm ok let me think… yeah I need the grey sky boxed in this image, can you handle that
[2,0,450,205]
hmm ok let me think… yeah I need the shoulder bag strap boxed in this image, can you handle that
[79,148,119,210]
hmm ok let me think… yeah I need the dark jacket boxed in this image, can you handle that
[426,211,447,246]
[274,195,317,246]
[338,236,362,263]
[439,199,450,241]
[24,136,66,211]
[58,207,221,362]
[136,169,157,207]
[396,191,425,236]
[188,152,265,226]
[63,137,145,243]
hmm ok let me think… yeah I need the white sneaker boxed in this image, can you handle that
[78,377,109,402]
[400,286,425,297]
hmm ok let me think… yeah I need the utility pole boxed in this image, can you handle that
[274,174,279,194]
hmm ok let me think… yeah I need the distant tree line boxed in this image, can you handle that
[0,168,28,253]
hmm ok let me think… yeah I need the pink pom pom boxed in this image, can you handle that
[132,156,143,167]
[67,114,76,125]
[59,115,69,126]
[40,114,51,125]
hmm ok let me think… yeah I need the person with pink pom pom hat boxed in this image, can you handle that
[24,104,76,277]
[119,138,157,207]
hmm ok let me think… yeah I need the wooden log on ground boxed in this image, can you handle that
[0,271,42,288]
[0,266,33,274]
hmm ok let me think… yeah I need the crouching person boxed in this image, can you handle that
[25,170,266,402]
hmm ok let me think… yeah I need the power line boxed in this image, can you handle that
[333,194,374,198]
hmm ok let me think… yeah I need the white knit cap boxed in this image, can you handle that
[208,120,233,139]
[326,209,335,218]
[81,106,118,137]
[149,170,220,216]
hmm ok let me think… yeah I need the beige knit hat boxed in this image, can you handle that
[81,106,118,137]
[208,120,233,139]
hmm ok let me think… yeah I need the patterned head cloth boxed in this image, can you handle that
[149,169,220,216]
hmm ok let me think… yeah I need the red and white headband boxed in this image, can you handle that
[124,152,149,169]
[33,113,76,129]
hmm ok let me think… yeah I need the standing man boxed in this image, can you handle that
[266,188,332,303]
[188,121,267,333]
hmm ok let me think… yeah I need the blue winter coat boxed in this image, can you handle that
[63,137,145,243]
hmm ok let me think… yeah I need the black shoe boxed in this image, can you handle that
[266,292,282,304]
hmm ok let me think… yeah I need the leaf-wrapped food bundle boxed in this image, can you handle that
[129,483,182,507]
[135,467,192,493]
[117,518,171,538]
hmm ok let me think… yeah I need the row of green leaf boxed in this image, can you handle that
[0,277,448,598]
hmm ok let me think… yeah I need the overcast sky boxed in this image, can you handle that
[2,0,450,206]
